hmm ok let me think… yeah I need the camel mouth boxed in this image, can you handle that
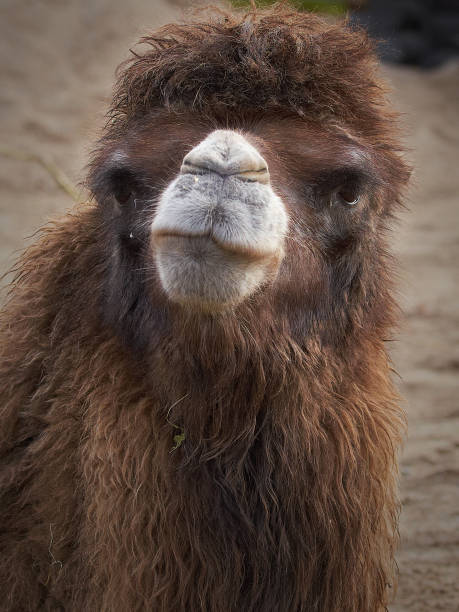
[152,233,280,309]
[151,230,278,263]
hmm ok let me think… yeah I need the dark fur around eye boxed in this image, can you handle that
[89,161,149,208]
[110,168,140,205]
[313,168,368,208]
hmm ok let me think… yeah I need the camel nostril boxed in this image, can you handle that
[180,129,270,184]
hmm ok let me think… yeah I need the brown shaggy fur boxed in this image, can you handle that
[0,5,410,611]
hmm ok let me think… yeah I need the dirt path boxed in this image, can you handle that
[1,2,458,610]
[388,63,459,611]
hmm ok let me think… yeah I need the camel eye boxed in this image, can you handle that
[317,168,364,209]
[335,183,361,207]
[114,187,133,205]
[110,169,138,205]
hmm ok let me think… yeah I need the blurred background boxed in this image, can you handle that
[0,1,458,609]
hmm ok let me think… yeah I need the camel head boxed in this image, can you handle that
[88,7,410,350]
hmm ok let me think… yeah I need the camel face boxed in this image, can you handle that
[151,130,288,309]
[91,112,387,335]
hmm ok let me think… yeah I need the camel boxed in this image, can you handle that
[0,5,410,611]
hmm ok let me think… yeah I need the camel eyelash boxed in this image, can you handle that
[316,167,365,189]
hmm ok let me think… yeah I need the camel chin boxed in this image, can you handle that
[151,130,288,310]
[153,233,280,310]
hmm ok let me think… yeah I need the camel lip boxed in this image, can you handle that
[151,230,279,262]
[151,228,209,241]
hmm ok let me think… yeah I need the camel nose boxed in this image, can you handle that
[180,130,270,184]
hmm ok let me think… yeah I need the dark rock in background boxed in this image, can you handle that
[351,0,459,68]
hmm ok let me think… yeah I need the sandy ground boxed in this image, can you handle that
[1,1,458,610]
